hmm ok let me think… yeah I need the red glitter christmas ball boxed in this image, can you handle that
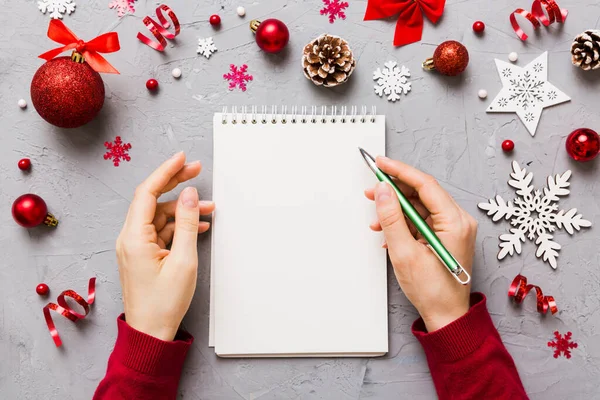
[30,57,105,129]
[12,194,58,228]
[209,14,221,26]
[566,128,600,162]
[502,140,515,152]
[424,41,469,76]
[18,158,32,171]
[252,19,289,53]
[36,283,50,296]
[473,21,485,33]
[146,78,159,91]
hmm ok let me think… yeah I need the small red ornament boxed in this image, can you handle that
[250,19,290,53]
[18,158,32,171]
[566,128,600,162]
[209,14,221,26]
[473,21,485,33]
[423,40,470,76]
[31,56,105,128]
[146,78,159,91]
[12,194,58,228]
[36,283,50,296]
[502,140,515,152]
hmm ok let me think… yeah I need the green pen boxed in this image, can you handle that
[359,148,471,285]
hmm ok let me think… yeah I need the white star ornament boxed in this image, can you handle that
[486,52,570,137]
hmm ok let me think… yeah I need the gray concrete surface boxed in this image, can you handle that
[2,0,600,398]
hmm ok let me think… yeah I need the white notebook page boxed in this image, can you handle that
[211,112,387,356]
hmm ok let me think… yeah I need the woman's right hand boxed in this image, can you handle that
[365,156,478,333]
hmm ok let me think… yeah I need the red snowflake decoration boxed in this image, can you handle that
[223,64,253,92]
[104,136,132,167]
[108,0,136,17]
[320,0,349,23]
[548,331,578,359]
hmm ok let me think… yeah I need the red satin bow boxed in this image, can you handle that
[364,0,446,46]
[39,20,120,74]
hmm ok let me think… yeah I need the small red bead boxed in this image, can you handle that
[18,158,31,171]
[36,283,49,296]
[473,21,485,33]
[209,14,221,26]
[502,140,515,152]
[146,79,158,91]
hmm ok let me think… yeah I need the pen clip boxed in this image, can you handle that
[426,245,471,286]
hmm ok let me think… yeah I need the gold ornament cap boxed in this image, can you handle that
[71,51,85,64]
[250,19,261,34]
[44,212,59,227]
[422,57,435,71]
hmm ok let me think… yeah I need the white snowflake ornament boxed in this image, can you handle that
[479,161,591,269]
[487,52,570,137]
[373,61,411,102]
[197,37,217,59]
[38,0,75,19]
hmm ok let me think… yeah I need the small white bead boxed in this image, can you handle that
[478,89,488,99]
[18,99,27,109]
[236,6,246,16]
[172,68,182,79]
[508,52,518,62]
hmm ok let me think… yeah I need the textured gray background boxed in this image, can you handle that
[1,0,600,398]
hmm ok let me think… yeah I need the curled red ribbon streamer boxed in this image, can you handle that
[364,0,446,46]
[39,20,120,74]
[508,274,557,315]
[43,277,96,347]
[137,4,180,51]
[510,0,568,41]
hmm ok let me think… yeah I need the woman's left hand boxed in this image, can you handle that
[116,152,215,341]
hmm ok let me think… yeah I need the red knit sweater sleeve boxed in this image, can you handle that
[412,293,529,400]
[93,314,193,400]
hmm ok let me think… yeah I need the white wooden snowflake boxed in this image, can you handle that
[373,61,411,102]
[478,161,591,269]
[38,0,75,19]
[197,37,217,59]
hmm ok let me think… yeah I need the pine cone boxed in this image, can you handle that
[302,34,356,87]
[571,30,600,71]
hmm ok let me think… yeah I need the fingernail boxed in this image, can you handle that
[198,221,211,230]
[171,151,184,160]
[375,182,391,203]
[199,200,214,207]
[181,187,198,208]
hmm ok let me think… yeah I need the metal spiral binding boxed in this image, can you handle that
[220,106,377,124]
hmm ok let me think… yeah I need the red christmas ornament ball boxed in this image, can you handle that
[209,14,221,26]
[566,128,600,161]
[18,158,32,171]
[12,194,49,228]
[36,283,50,296]
[427,41,470,76]
[253,19,289,53]
[30,57,105,129]
[473,21,485,33]
[146,78,159,91]
[502,139,515,152]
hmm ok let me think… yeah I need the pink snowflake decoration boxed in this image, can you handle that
[320,0,348,23]
[108,0,135,17]
[548,331,578,359]
[104,136,132,167]
[223,64,253,92]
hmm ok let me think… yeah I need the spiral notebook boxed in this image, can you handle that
[209,106,388,357]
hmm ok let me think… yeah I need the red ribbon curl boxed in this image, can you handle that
[43,277,96,347]
[510,0,568,41]
[364,0,446,46]
[39,20,120,74]
[137,4,181,51]
[508,274,557,315]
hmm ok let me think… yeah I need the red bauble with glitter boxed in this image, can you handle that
[423,41,469,76]
[12,194,59,228]
[566,128,600,161]
[31,56,105,128]
[250,19,289,53]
